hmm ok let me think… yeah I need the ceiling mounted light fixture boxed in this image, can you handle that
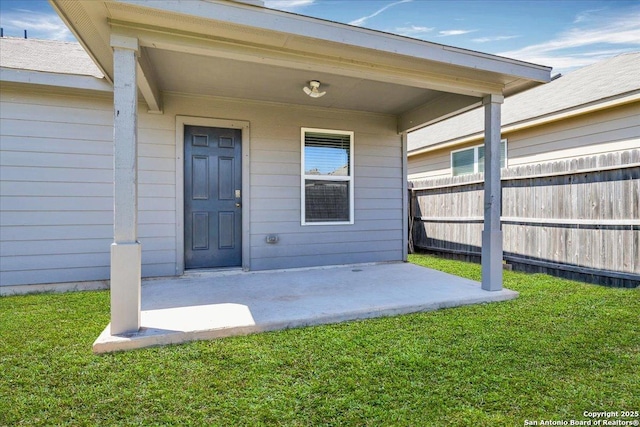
[303,80,326,98]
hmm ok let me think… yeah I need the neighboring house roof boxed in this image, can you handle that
[408,52,640,154]
[0,37,104,78]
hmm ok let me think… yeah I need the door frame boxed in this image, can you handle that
[175,116,251,274]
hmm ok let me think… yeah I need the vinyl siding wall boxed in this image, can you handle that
[0,85,403,287]
[1,86,113,287]
[407,102,640,180]
[164,93,403,271]
[0,85,177,287]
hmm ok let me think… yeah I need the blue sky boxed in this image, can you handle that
[1,0,639,73]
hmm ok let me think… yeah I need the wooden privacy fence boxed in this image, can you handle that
[409,149,640,288]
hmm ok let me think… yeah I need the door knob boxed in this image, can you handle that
[236,202,241,208]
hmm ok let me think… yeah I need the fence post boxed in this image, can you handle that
[481,94,504,291]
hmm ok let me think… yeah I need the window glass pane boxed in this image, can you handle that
[305,180,349,222]
[452,148,475,176]
[304,132,350,176]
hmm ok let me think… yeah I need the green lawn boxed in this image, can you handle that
[1,254,638,426]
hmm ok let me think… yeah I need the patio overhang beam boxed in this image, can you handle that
[398,93,483,134]
[108,21,505,99]
[136,47,163,113]
[105,29,162,113]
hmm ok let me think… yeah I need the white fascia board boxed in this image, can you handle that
[229,0,264,5]
[49,0,114,84]
[407,91,640,157]
[0,67,113,93]
[119,0,551,82]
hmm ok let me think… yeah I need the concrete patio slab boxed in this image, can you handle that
[93,262,518,353]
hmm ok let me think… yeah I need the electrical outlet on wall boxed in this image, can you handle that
[266,235,279,244]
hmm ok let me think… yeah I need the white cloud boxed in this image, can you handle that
[438,29,475,37]
[349,0,412,27]
[263,0,315,11]
[472,35,519,43]
[573,8,606,24]
[0,9,73,41]
[498,7,640,72]
[393,25,434,37]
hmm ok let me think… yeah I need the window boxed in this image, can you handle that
[301,128,354,225]
[451,139,507,176]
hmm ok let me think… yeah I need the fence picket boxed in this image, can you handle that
[409,149,640,287]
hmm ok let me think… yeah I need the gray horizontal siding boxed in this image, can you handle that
[1,135,112,155]
[408,102,640,179]
[0,166,114,182]
[162,91,404,272]
[0,224,174,241]
[508,104,640,166]
[252,229,401,246]
[1,150,111,169]
[251,249,401,271]
[1,196,113,211]
[0,118,113,141]
[1,196,176,212]
[2,87,405,287]
[0,87,177,286]
[1,237,173,256]
[250,219,402,235]
[251,239,402,259]
[1,267,111,287]
[408,150,450,180]
[1,211,113,226]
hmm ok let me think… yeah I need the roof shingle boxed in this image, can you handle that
[409,52,640,152]
[0,37,104,79]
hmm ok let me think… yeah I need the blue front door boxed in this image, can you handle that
[184,125,242,269]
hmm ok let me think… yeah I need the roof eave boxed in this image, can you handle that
[48,0,114,85]
[51,0,551,88]
[0,67,112,92]
[408,90,640,157]
[132,0,552,82]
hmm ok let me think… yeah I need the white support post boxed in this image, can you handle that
[110,35,141,335]
[481,94,504,291]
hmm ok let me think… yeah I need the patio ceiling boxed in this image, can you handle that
[51,0,551,132]
[146,49,439,115]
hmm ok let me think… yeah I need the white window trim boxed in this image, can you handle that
[301,127,355,226]
[451,139,508,176]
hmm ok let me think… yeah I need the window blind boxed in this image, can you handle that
[304,132,350,176]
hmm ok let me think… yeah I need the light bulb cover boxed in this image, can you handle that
[303,80,326,98]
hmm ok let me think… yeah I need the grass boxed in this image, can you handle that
[1,254,638,426]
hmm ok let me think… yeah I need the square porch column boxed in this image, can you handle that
[481,94,504,291]
[110,35,141,335]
